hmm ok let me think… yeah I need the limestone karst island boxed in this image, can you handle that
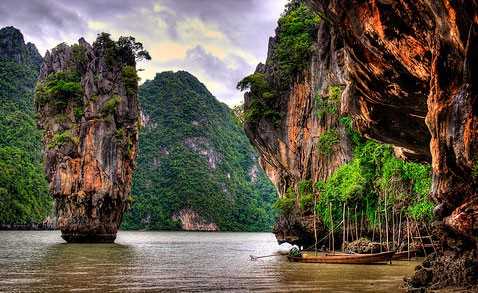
[0,1,476,292]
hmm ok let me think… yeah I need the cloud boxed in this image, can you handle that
[0,0,288,106]
[0,0,89,53]
[175,45,253,104]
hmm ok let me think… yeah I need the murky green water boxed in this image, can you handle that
[0,231,420,292]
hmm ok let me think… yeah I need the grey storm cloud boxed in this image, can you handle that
[0,0,287,105]
[0,0,88,46]
[0,0,151,48]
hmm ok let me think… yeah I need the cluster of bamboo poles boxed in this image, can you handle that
[312,195,436,256]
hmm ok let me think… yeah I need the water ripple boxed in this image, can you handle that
[0,231,418,292]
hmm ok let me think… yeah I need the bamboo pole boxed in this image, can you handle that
[407,217,410,260]
[372,209,376,242]
[355,204,358,241]
[314,193,318,256]
[415,221,427,257]
[347,207,350,243]
[360,209,364,239]
[328,203,331,251]
[330,202,335,253]
[328,227,331,252]
[384,194,389,251]
[392,207,395,250]
[342,202,346,250]
[379,204,382,252]
[250,253,287,261]
[424,223,437,254]
[397,210,402,251]
[345,206,348,244]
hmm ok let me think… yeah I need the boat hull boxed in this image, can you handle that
[392,250,417,260]
[287,251,396,264]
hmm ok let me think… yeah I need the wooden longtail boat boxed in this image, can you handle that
[392,250,417,260]
[287,251,396,264]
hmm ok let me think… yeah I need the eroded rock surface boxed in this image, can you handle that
[307,0,478,289]
[36,35,141,243]
[246,0,477,289]
[172,209,218,231]
[244,7,353,247]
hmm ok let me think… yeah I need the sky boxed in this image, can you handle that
[0,0,288,106]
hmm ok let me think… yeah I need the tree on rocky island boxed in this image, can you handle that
[94,33,151,67]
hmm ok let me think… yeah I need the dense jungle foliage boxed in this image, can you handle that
[315,133,434,229]
[121,71,277,231]
[35,70,83,112]
[0,53,51,224]
[272,2,321,86]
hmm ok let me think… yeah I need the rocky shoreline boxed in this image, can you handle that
[0,223,56,230]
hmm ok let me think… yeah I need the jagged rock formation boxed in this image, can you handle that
[243,3,353,246]
[0,26,42,70]
[121,71,277,232]
[35,35,142,242]
[245,0,477,290]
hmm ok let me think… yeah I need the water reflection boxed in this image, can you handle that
[0,231,419,292]
[38,243,137,291]
[272,258,415,292]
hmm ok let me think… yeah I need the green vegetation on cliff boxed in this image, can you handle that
[317,129,340,156]
[315,85,342,119]
[122,71,277,231]
[316,137,433,229]
[35,33,148,155]
[236,73,280,124]
[0,147,50,224]
[272,79,433,233]
[0,27,51,225]
[35,70,83,110]
[273,2,321,85]
[238,3,320,126]
[0,60,39,110]
[274,117,434,230]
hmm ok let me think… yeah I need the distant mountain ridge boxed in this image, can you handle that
[0,26,42,70]
[122,71,277,231]
[0,26,52,226]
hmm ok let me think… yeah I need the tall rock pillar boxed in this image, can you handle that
[35,34,145,242]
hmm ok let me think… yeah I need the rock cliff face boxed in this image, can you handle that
[172,209,219,231]
[0,26,42,69]
[35,35,141,243]
[246,0,477,289]
[308,0,478,289]
[244,3,353,246]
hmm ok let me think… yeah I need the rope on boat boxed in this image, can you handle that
[249,253,287,261]
[303,219,344,252]
[250,219,346,261]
